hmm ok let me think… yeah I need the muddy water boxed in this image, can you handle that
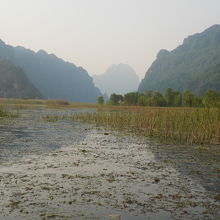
[0,109,219,220]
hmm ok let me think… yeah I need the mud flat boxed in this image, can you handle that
[0,109,219,220]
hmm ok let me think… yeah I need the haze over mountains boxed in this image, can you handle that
[0,24,220,101]
[0,60,42,99]
[93,64,139,96]
[139,24,220,96]
[0,40,102,102]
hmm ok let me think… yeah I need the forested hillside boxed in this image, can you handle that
[0,40,102,102]
[139,24,220,95]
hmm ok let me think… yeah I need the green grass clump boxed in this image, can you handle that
[0,106,19,122]
[0,108,10,117]
[42,114,73,122]
[42,115,61,122]
[73,106,220,145]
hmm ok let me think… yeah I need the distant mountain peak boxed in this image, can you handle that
[157,49,170,59]
[93,64,139,96]
[37,49,48,55]
[0,39,5,45]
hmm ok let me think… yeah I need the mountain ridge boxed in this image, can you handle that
[0,39,102,102]
[139,24,220,95]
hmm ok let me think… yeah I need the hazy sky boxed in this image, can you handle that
[0,0,219,79]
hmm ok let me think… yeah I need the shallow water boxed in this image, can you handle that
[0,108,93,165]
[0,109,219,220]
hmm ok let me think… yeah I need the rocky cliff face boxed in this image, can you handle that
[139,24,220,95]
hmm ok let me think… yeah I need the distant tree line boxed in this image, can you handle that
[97,88,220,108]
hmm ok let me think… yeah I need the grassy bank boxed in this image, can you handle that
[73,106,220,145]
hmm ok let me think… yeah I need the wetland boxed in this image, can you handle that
[0,106,219,220]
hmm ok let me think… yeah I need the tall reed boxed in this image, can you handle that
[0,105,19,121]
[73,106,220,145]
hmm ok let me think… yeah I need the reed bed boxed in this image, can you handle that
[73,106,220,145]
[0,98,45,105]
[42,114,72,122]
[0,106,19,122]
[0,98,99,109]
[0,98,46,110]
[45,100,99,109]
[45,99,70,107]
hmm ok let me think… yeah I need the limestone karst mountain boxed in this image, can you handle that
[93,64,139,96]
[139,24,220,95]
[0,40,102,102]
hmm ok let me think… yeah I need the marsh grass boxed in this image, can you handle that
[45,100,99,109]
[42,114,74,122]
[42,115,66,122]
[42,115,60,122]
[0,98,45,105]
[73,106,220,145]
[0,98,99,110]
[0,106,19,123]
[45,99,70,108]
[0,98,45,110]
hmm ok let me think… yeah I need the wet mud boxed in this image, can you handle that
[0,109,219,220]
